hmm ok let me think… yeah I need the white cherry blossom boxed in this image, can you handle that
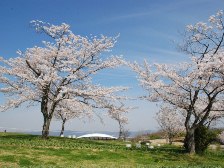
[0,20,127,138]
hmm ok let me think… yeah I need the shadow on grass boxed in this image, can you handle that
[0,132,38,139]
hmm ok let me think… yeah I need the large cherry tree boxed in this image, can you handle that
[128,10,224,154]
[0,20,127,138]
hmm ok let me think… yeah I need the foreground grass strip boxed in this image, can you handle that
[0,133,223,167]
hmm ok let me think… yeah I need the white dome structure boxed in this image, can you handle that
[77,133,117,140]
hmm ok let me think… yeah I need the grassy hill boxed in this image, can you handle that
[0,132,223,167]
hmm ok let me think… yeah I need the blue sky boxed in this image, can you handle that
[0,0,223,134]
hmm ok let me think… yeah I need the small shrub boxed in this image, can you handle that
[195,126,219,154]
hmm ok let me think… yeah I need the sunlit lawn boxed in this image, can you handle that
[0,132,223,167]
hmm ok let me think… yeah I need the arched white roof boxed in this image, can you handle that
[77,133,117,139]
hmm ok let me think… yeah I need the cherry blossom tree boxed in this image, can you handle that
[156,104,185,144]
[179,10,224,152]
[107,103,130,139]
[53,104,84,136]
[0,20,127,138]
[128,10,224,154]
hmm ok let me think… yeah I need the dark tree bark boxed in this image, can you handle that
[42,116,52,139]
[118,120,123,139]
[41,88,57,139]
[60,119,66,136]
[184,127,196,154]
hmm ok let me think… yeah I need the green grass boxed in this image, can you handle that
[0,132,223,167]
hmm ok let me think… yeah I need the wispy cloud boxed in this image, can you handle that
[101,0,214,23]
[150,48,183,57]
[110,11,156,21]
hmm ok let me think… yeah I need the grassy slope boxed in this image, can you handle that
[0,133,223,168]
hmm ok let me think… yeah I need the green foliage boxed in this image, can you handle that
[195,126,219,154]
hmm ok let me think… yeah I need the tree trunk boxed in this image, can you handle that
[184,128,196,154]
[40,84,58,139]
[60,119,66,136]
[169,140,173,145]
[42,117,51,139]
[118,121,123,139]
[168,137,173,145]
[119,129,122,139]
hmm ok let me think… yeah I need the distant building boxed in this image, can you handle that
[77,133,117,140]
